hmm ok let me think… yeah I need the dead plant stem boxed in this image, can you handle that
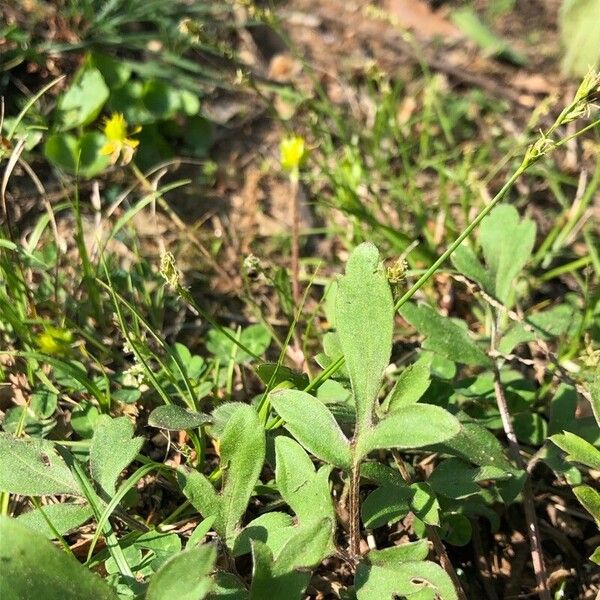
[490,317,551,600]
[391,450,467,600]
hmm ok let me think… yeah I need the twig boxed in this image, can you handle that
[472,521,499,600]
[391,450,468,600]
[490,318,551,600]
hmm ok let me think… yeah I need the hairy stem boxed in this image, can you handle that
[348,460,361,561]
[491,319,551,600]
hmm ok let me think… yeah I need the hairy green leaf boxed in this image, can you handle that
[249,541,310,600]
[336,242,394,432]
[0,433,81,496]
[359,405,461,458]
[479,204,536,306]
[146,544,216,600]
[275,436,334,525]
[270,390,352,469]
[382,362,431,414]
[0,516,118,600]
[400,302,490,366]
[148,405,210,431]
[573,485,600,524]
[16,503,92,539]
[355,555,458,600]
[90,416,143,496]
[551,431,600,471]
[361,484,411,528]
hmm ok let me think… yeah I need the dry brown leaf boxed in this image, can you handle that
[385,0,462,42]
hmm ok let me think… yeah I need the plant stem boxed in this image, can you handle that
[348,459,361,561]
[391,450,467,600]
[290,173,301,306]
[490,318,551,600]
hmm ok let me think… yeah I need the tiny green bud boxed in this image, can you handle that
[160,251,180,290]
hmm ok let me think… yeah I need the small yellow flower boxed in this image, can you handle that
[280,135,306,174]
[100,113,141,165]
[37,326,73,356]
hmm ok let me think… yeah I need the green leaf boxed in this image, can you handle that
[43,132,109,177]
[427,412,516,473]
[359,405,461,458]
[58,67,109,130]
[89,51,131,88]
[441,513,473,546]
[590,546,600,565]
[361,484,411,528]
[218,405,265,545]
[207,573,249,599]
[550,432,600,471]
[451,7,526,65]
[499,304,581,354]
[573,485,600,524]
[355,555,458,600]
[256,363,309,390]
[249,541,310,600]
[451,244,492,291]
[233,512,295,557]
[275,436,335,525]
[178,468,220,527]
[148,405,210,431]
[336,242,394,432]
[479,205,536,306]
[270,390,352,469]
[410,482,440,525]
[90,416,143,496]
[0,433,81,496]
[182,405,265,547]
[382,362,431,414]
[16,503,92,539]
[0,516,118,600]
[400,302,490,366]
[273,516,334,571]
[207,325,271,363]
[146,544,216,600]
[559,0,600,76]
[44,134,78,172]
[513,412,547,446]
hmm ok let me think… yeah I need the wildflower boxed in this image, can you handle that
[100,113,141,165]
[280,135,307,176]
[37,326,72,356]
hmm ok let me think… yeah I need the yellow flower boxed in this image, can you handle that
[100,113,141,165]
[37,326,73,356]
[280,135,306,174]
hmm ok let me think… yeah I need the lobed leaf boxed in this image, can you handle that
[400,302,490,366]
[479,204,536,306]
